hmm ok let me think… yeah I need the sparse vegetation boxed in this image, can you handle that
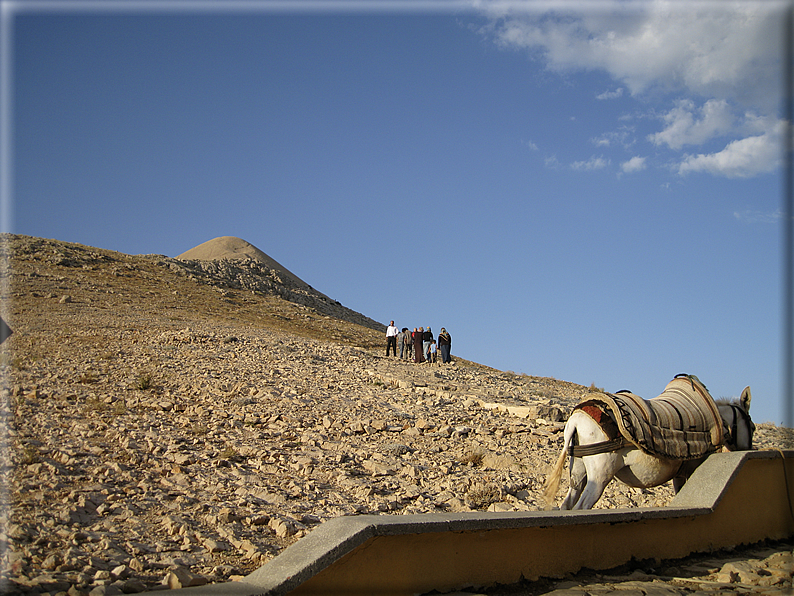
[465,480,502,510]
[9,356,26,370]
[78,371,98,384]
[19,445,40,465]
[85,394,104,411]
[190,423,208,435]
[111,400,127,416]
[5,232,790,595]
[459,449,486,466]
[533,388,558,399]
[134,372,153,390]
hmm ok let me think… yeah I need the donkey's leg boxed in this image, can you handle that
[560,464,585,510]
[560,457,586,510]
[572,453,622,510]
[671,457,702,493]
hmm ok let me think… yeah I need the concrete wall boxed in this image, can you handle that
[181,449,794,596]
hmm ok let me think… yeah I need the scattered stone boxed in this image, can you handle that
[4,234,791,594]
[163,566,208,589]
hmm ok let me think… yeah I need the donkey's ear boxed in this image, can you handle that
[740,386,752,413]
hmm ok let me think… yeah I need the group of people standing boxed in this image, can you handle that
[385,322,452,364]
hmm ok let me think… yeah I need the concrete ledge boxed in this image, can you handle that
[181,450,794,596]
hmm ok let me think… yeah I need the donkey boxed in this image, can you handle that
[543,379,754,510]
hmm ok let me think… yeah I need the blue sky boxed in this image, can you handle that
[4,1,791,425]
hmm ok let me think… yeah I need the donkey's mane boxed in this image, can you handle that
[714,397,742,406]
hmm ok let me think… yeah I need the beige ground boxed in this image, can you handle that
[1,234,791,595]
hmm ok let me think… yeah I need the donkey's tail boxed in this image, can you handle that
[541,422,573,510]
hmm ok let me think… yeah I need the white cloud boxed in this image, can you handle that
[523,139,539,150]
[596,87,623,100]
[592,127,635,149]
[621,156,646,173]
[475,0,786,179]
[571,156,610,171]
[544,155,562,169]
[733,209,783,224]
[677,123,782,178]
[481,1,783,108]
[649,99,734,150]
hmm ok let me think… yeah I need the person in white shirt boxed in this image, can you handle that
[386,321,399,356]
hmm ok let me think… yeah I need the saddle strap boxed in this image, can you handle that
[569,437,631,458]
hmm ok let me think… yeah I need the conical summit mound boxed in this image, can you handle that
[177,236,309,290]
[174,236,383,331]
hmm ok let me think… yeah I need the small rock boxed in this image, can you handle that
[381,443,410,456]
[721,561,763,584]
[88,585,124,596]
[363,459,395,476]
[41,554,60,570]
[203,538,231,553]
[110,564,131,580]
[269,517,296,538]
[118,578,148,593]
[163,566,208,589]
[248,514,270,526]
[487,502,514,512]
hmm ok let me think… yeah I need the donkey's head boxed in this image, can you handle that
[717,386,754,451]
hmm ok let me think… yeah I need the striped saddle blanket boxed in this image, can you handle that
[575,374,724,460]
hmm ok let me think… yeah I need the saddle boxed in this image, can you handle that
[575,374,724,460]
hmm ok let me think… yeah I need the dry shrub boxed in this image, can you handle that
[465,480,502,510]
[134,372,153,390]
[459,449,486,466]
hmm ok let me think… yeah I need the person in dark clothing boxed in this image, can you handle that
[438,327,452,364]
[398,328,409,359]
[422,327,434,364]
[413,327,425,363]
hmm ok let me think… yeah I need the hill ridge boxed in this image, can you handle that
[176,236,313,292]
[2,232,791,594]
[5,234,384,333]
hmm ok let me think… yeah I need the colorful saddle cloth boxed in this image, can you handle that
[576,374,724,460]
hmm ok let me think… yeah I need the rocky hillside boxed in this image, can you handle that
[172,236,384,332]
[1,234,791,595]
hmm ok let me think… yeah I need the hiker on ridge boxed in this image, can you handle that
[398,328,410,360]
[438,327,452,364]
[386,321,399,357]
[422,327,433,364]
[413,327,425,363]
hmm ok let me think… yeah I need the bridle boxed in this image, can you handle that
[721,403,755,451]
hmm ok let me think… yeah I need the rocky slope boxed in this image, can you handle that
[174,235,384,332]
[1,234,791,595]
